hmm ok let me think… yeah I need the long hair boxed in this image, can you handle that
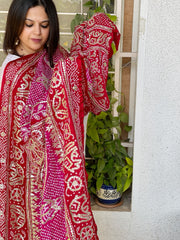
[3,0,59,67]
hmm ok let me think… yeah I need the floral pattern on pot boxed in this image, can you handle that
[96,184,122,205]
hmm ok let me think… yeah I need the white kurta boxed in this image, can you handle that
[0,54,20,90]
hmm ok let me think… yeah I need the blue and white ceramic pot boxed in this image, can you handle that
[96,184,122,205]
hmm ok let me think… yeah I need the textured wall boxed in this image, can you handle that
[94,0,180,239]
[130,0,180,239]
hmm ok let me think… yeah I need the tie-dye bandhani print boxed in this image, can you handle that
[0,13,120,239]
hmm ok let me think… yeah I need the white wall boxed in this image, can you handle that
[94,0,180,239]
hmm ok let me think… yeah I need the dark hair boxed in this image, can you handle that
[3,0,59,67]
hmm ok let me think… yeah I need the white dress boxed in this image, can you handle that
[0,54,20,91]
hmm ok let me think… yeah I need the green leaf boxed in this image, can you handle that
[105,119,113,128]
[116,171,122,178]
[117,105,124,113]
[91,164,97,170]
[106,78,115,92]
[94,145,105,159]
[123,176,132,192]
[96,111,108,120]
[86,9,96,19]
[87,171,93,181]
[103,158,113,174]
[110,178,116,188]
[97,121,105,129]
[87,126,99,142]
[122,165,129,175]
[97,159,105,173]
[108,167,116,180]
[117,175,123,192]
[98,129,108,134]
[95,6,104,13]
[90,186,96,195]
[124,125,132,132]
[112,116,120,127]
[117,145,128,156]
[111,42,117,54]
[120,112,129,123]
[102,130,112,141]
[86,139,98,157]
[115,126,122,135]
[126,157,133,166]
[110,97,118,105]
[71,14,85,33]
[104,179,110,186]
[106,14,117,22]
[105,141,116,155]
[128,167,133,178]
[96,176,104,190]
[71,19,76,33]
[83,1,93,7]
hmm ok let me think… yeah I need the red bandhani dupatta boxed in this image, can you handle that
[0,51,44,240]
[0,13,120,240]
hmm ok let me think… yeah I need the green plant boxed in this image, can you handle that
[85,75,133,195]
[70,0,133,197]
[71,0,117,33]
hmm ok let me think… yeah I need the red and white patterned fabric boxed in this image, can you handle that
[0,13,120,239]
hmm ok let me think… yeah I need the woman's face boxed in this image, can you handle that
[17,6,50,56]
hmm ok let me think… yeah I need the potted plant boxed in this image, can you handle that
[70,0,133,205]
[85,74,133,205]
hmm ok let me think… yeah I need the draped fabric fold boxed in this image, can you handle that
[0,13,120,239]
[71,12,120,115]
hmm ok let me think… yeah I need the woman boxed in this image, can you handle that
[0,0,120,239]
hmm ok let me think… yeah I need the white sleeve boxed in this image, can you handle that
[0,54,20,91]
